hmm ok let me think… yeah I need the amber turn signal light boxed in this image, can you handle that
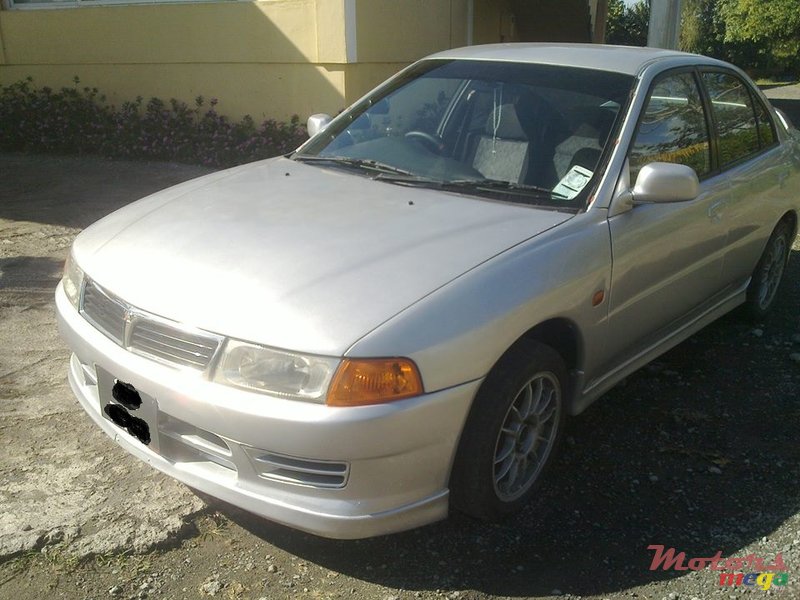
[327,358,424,406]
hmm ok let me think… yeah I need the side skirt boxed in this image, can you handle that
[569,281,749,415]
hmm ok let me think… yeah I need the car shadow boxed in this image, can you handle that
[0,153,212,230]
[0,256,65,294]
[207,247,800,597]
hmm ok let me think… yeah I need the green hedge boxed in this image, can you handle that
[0,77,308,168]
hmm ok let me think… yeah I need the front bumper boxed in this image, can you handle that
[55,282,479,538]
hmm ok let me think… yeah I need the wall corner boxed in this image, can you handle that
[315,0,356,64]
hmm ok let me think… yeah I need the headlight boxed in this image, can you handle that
[62,251,84,310]
[214,340,339,402]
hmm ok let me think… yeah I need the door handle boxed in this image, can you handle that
[708,200,726,222]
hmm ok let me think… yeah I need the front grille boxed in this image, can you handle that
[79,279,222,372]
[130,319,219,370]
[82,281,126,344]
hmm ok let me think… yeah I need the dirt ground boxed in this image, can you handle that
[0,148,799,600]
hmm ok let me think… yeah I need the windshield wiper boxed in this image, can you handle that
[292,156,573,204]
[444,179,568,199]
[371,172,442,185]
[291,155,416,176]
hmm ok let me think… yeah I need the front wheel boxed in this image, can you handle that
[744,220,793,320]
[450,341,566,520]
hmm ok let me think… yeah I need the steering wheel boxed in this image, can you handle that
[404,131,445,154]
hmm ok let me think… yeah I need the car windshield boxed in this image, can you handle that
[294,59,635,210]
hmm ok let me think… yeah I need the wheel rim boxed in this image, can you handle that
[492,371,561,502]
[757,235,787,310]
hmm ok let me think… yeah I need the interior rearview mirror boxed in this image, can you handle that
[307,113,333,138]
[632,162,699,204]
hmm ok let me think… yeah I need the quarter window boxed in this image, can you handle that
[702,72,761,167]
[629,72,711,181]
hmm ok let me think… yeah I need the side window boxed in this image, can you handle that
[753,96,776,148]
[629,72,711,182]
[702,72,761,167]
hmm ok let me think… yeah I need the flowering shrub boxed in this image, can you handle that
[0,77,307,168]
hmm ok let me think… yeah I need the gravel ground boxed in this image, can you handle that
[0,151,799,600]
[0,155,213,562]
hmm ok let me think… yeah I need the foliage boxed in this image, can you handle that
[606,0,799,76]
[719,0,800,74]
[681,0,726,56]
[606,0,650,47]
[0,77,307,168]
[680,0,799,76]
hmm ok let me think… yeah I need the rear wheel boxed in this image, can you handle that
[744,220,792,320]
[450,341,566,520]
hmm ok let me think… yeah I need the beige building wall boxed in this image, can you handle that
[0,0,477,121]
[472,0,515,45]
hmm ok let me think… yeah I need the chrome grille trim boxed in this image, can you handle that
[79,279,223,372]
[129,317,219,369]
[81,281,127,344]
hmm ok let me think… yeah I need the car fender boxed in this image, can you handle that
[345,208,614,411]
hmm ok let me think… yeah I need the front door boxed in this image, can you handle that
[604,70,730,369]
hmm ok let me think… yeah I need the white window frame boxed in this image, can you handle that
[7,0,228,9]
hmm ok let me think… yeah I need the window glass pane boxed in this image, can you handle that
[702,72,760,166]
[754,97,776,147]
[301,60,634,208]
[629,73,710,181]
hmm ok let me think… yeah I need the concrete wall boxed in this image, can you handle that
[473,0,514,45]
[0,0,472,121]
[0,0,590,122]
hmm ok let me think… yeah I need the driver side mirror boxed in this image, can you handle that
[632,162,699,203]
[307,113,333,138]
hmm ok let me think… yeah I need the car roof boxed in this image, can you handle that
[425,43,727,76]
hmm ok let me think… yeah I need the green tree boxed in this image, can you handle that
[719,0,800,73]
[681,0,726,56]
[607,0,650,46]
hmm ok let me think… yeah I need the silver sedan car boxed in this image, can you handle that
[57,44,799,539]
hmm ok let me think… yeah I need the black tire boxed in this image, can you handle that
[450,340,567,520]
[744,220,793,321]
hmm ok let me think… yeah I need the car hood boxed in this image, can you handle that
[74,157,571,356]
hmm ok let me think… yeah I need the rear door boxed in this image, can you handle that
[699,69,793,289]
